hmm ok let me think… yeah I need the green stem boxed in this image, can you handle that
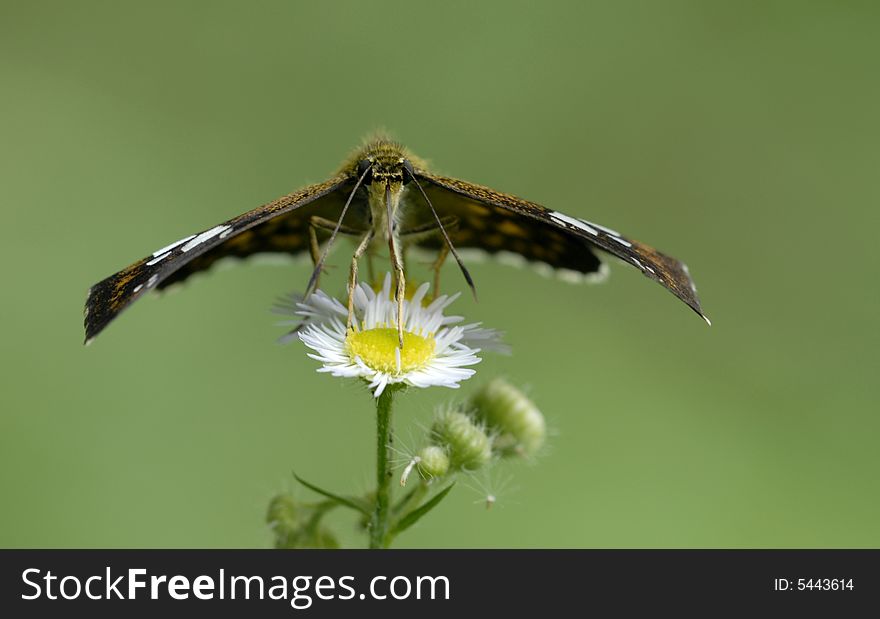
[369,388,394,548]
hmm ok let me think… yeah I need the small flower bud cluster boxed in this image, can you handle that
[430,408,493,472]
[469,378,546,458]
[400,378,547,487]
[266,493,338,549]
[417,445,450,479]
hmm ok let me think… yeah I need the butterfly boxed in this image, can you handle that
[83,136,708,345]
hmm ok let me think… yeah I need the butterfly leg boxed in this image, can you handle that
[308,224,322,280]
[346,230,375,331]
[400,216,459,300]
[430,245,450,299]
[307,216,368,294]
[388,234,406,348]
[399,216,460,241]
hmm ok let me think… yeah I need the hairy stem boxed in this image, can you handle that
[369,388,394,548]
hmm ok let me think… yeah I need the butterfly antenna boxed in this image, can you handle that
[305,163,372,297]
[405,168,477,300]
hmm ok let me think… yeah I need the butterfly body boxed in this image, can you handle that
[84,136,708,344]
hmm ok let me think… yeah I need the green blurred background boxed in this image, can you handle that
[1,1,878,548]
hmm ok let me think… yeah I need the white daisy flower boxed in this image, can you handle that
[294,274,506,397]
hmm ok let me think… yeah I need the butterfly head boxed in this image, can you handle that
[344,138,424,234]
[350,140,417,185]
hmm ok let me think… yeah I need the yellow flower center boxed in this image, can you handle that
[346,328,435,374]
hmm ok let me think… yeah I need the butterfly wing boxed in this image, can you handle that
[414,171,709,324]
[84,175,354,343]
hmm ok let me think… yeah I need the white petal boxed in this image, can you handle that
[291,271,505,392]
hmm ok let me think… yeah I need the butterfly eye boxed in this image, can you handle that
[402,159,415,185]
[356,159,373,183]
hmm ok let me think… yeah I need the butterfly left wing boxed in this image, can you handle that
[84,174,353,344]
[414,171,709,324]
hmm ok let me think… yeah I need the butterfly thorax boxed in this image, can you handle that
[340,139,427,241]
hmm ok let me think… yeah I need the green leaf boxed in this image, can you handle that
[392,485,423,516]
[294,473,371,516]
[389,483,455,538]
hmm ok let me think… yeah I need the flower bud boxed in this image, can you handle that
[430,408,492,471]
[266,493,339,549]
[266,493,298,533]
[469,378,546,457]
[417,445,450,481]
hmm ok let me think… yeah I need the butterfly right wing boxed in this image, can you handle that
[415,171,709,324]
[407,175,604,278]
[84,174,353,343]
